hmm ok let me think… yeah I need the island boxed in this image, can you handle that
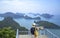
[40,13,54,19]
[34,21,60,29]
[0,12,41,20]
[0,12,25,19]
[24,15,41,20]
[28,13,40,16]
[0,17,28,31]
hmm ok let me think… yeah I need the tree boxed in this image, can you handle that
[0,27,16,38]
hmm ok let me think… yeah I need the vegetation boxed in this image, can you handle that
[34,21,60,29]
[0,27,16,38]
[0,17,28,31]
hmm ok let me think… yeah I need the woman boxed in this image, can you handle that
[30,23,39,38]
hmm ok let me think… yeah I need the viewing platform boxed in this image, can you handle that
[16,29,59,38]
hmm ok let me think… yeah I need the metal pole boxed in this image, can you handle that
[16,29,19,38]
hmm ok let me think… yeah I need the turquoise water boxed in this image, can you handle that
[0,17,4,21]
[14,18,34,30]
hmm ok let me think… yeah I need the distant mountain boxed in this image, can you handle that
[24,15,41,20]
[28,13,40,16]
[0,17,28,31]
[0,12,41,20]
[34,21,60,29]
[0,12,54,20]
[0,12,25,18]
[40,13,54,19]
[28,13,54,19]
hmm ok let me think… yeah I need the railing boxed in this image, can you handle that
[16,29,59,38]
[16,29,19,38]
[45,29,59,38]
[19,30,30,35]
[16,29,30,38]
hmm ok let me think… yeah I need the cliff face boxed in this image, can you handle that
[0,17,28,31]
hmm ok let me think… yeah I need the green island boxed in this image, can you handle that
[34,21,60,29]
[0,17,28,31]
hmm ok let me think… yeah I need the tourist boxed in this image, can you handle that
[30,23,39,38]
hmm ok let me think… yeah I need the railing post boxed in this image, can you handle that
[16,29,19,38]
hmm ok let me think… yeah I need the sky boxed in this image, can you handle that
[0,0,60,14]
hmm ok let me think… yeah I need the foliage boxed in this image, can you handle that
[0,27,16,38]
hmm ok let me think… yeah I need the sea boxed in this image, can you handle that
[0,14,60,37]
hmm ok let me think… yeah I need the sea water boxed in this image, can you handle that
[0,17,4,21]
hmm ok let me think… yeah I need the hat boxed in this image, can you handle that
[32,23,36,26]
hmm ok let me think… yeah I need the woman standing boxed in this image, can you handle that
[30,23,39,38]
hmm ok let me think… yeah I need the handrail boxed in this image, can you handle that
[45,29,59,38]
[16,29,19,38]
[19,30,31,34]
[19,31,29,32]
[16,29,59,38]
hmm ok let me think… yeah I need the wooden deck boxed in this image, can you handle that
[19,35,48,38]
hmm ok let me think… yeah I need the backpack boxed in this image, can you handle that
[30,27,35,35]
